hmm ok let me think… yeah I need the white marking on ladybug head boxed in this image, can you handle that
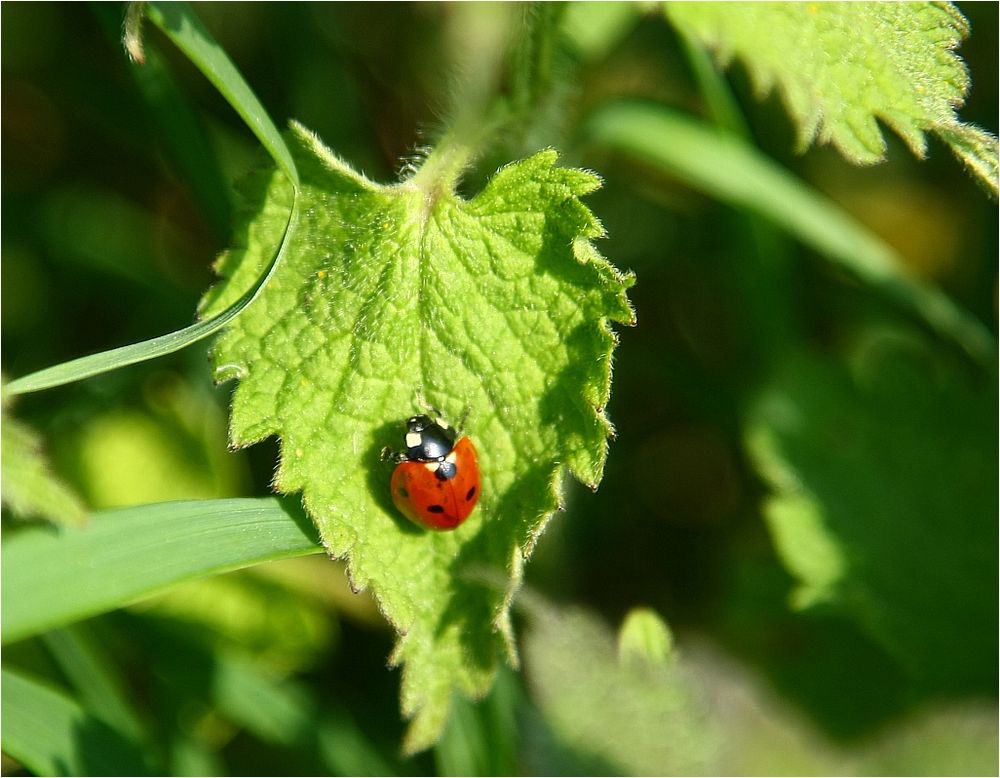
[445,451,458,463]
[424,462,439,472]
[405,432,423,448]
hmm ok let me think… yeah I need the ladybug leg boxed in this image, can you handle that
[380,446,405,464]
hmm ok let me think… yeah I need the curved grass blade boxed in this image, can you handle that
[584,100,996,367]
[3,206,295,396]
[3,2,299,397]
[1,498,323,645]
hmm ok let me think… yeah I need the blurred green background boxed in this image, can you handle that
[2,3,997,775]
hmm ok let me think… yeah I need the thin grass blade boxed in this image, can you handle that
[3,2,300,397]
[584,100,996,367]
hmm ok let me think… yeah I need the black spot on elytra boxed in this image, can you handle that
[465,486,477,501]
[396,487,409,499]
[427,505,445,514]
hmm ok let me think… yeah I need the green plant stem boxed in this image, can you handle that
[409,103,511,196]
[411,2,563,196]
[679,28,798,370]
[508,3,565,117]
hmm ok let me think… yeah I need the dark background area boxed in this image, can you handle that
[3,3,997,774]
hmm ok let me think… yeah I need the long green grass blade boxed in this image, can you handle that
[1,498,323,645]
[1,667,150,776]
[3,2,299,397]
[584,100,996,367]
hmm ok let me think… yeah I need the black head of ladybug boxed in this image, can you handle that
[402,415,457,462]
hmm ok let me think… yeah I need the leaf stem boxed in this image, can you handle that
[409,102,510,196]
[409,2,565,197]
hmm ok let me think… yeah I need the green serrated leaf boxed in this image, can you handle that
[201,123,634,751]
[746,341,998,693]
[666,2,977,165]
[1,414,88,527]
[935,121,1000,198]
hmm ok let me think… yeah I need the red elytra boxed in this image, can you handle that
[391,436,480,531]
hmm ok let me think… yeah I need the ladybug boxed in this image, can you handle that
[383,414,481,531]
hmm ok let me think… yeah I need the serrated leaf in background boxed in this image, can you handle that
[200,123,634,750]
[584,100,996,365]
[666,1,998,189]
[684,641,998,776]
[746,337,998,694]
[521,603,997,776]
[935,121,1000,198]
[1,414,88,527]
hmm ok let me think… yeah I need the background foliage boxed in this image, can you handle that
[2,3,997,775]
